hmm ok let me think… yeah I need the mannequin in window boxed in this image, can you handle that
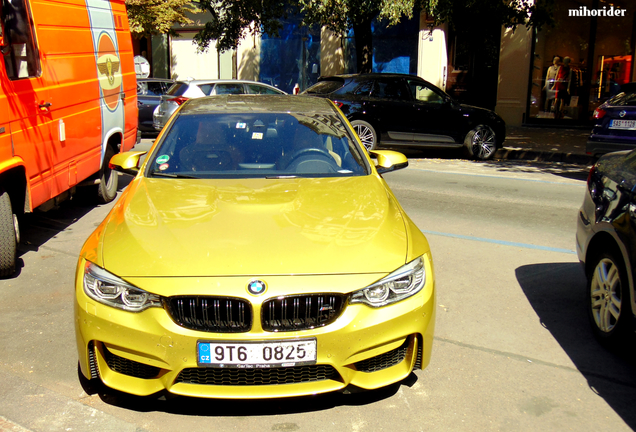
[555,56,572,117]
[543,55,561,113]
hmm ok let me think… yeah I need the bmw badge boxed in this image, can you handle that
[247,279,267,296]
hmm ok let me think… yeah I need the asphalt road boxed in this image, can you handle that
[1,157,635,432]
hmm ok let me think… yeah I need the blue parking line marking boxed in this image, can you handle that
[421,229,577,255]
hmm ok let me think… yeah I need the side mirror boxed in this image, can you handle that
[369,150,408,174]
[108,151,147,176]
[0,36,9,55]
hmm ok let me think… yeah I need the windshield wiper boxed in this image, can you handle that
[149,171,202,179]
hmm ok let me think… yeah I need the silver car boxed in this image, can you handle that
[153,79,286,131]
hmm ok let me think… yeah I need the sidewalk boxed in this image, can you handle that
[496,126,594,165]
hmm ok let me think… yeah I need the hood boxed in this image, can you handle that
[101,176,408,277]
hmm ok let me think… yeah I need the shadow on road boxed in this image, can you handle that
[93,373,418,415]
[393,146,591,183]
[8,175,132,279]
[516,262,636,428]
[476,159,590,182]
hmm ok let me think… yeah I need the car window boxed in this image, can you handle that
[147,112,369,178]
[608,91,636,106]
[196,84,213,96]
[1,0,41,79]
[304,79,344,95]
[247,84,283,95]
[370,79,410,101]
[137,81,147,95]
[146,82,167,96]
[407,80,445,104]
[334,80,374,96]
[166,82,189,96]
[214,83,245,95]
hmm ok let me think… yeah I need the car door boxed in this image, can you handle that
[406,78,464,145]
[138,81,168,131]
[365,77,416,144]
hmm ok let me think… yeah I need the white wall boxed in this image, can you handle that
[495,26,533,126]
[170,31,234,80]
[418,19,448,89]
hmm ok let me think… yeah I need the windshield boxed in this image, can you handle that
[146,112,370,178]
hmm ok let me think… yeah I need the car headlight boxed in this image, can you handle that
[83,262,161,312]
[351,256,426,307]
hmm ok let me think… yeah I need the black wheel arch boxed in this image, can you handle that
[0,166,28,215]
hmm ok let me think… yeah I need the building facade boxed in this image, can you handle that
[138,2,635,127]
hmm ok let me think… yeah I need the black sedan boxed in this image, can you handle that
[587,83,636,156]
[303,73,506,160]
[576,149,636,346]
[137,78,174,135]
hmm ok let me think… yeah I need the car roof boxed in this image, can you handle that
[320,73,420,81]
[173,79,287,94]
[179,95,337,115]
[138,78,174,82]
[177,79,278,86]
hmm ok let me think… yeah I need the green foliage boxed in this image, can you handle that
[125,0,195,38]
[298,0,418,33]
[419,0,554,31]
[193,0,291,52]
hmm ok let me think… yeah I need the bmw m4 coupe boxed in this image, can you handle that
[75,95,435,399]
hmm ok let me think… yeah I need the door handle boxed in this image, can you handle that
[39,101,52,110]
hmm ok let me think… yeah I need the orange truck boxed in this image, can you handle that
[0,0,138,277]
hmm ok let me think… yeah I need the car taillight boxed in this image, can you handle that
[587,165,596,185]
[168,96,189,105]
[593,107,606,119]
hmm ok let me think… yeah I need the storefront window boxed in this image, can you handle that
[343,15,419,75]
[260,18,321,94]
[528,0,634,124]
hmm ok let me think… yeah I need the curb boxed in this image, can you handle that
[494,147,596,166]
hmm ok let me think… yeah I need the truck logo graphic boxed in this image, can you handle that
[96,32,122,111]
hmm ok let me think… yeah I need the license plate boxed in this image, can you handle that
[197,339,317,368]
[610,119,636,129]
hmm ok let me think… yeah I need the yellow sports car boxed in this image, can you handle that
[75,95,435,399]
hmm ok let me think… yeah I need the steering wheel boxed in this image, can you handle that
[286,148,335,167]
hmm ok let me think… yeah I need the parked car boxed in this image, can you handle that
[152,79,286,131]
[137,78,173,135]
[75,95,435,399]
[303,73,506,160]
[576,149,636,346]
[587,83,636,156]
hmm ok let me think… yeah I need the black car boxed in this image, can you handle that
[137,78,173,134]
[587,83,636,156]
[576,149,636,346]
[303,73,506,160]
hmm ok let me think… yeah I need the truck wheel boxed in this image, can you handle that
[97,145,118,204]
[0,190,18,278]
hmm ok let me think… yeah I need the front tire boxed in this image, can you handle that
[587,251,632,345]
[0,190,18,278]
[464,125,497,160]
[97,145,118,204]
[351,120,378,151]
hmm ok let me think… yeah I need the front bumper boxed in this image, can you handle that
[75,258,435,399]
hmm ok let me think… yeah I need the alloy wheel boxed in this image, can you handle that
[590,257,622,333]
